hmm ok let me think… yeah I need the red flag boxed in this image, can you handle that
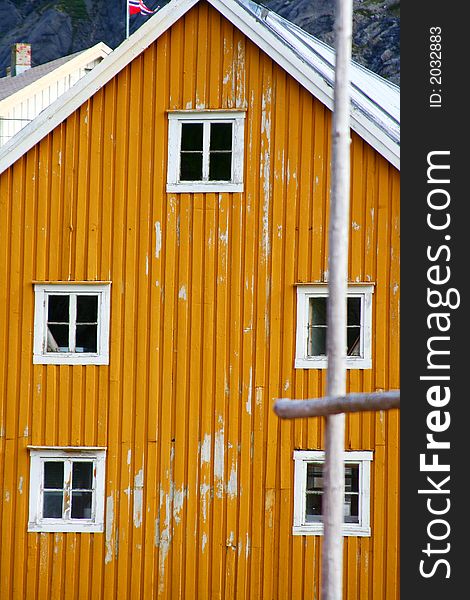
[129,0,156,15]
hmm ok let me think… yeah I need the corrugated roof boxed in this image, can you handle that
[237,0,399,147]
[0,51,84,101]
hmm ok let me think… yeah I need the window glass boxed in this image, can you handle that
[71,492,93,519]
[304,462,360,524]
[180,123,204,181]
[43,491,64,518]
[209,152,232,181]
[47,295,70,352]
[210,122,232,150]
[181,123,203,150]
[180,152,203,181]
[72,461,93,489]
[44,461,64,488]
[346,297,361,356]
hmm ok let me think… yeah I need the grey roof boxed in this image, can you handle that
[0,51,85,101]
[238,0,399,148]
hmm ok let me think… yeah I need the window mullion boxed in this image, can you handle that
[202,121,210,181]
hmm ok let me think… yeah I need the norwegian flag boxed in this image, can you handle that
[129,0,157,16]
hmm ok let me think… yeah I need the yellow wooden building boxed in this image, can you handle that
[0,0,400,598]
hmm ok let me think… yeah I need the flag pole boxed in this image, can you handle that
[126,0,130,39]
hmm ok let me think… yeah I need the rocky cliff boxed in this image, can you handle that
[0,0,399,84]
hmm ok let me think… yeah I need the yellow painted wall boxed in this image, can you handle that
[0,2,399,598]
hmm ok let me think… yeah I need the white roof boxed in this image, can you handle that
[0,0,399,173]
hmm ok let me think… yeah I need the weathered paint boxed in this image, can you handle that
[0,2,399,599]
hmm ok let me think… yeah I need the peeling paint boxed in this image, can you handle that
[127,449,132,465]
[393,283,399,295]
[226,463,237,498]
[214,427,225,497]
[155,221,162,258]
[145,255,149,276]
[201,532,208,553]
[23,425,28,437]
[200,482,211,522]
[18,476,23,494]
[283,379,290,391]
[178,285,187,300]
[133,469,144,528]
[173,485,187,524]
[265,489,275,528]
[105,494,114,563]
[352,221,361,230]
[245,367,252,415]
[200,434,211,465]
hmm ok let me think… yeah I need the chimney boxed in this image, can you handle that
[10,43,31,76]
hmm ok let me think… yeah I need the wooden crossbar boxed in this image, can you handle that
[273,390,400,419]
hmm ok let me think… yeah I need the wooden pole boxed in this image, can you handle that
[321,0,353,598]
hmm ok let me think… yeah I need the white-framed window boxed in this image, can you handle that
[33,283,111,365]
[28,447,106,533]
[166,110,245,192]
[293,450,372,536]
[295,284,374,369]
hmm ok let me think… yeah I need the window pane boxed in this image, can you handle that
[71,491,93,519]
[307,463,323,491]
[47,324,69,351]
[77,295,98,323]
[43,491,63,518]
[44,461,64,489]
[210,122,232,150]
[48,295,69,322]
[181,123,203,150]
[308,327,326,356]
[180,152,203,181]
[347,327,361,356]
[344,494,359,523]
[306,493,322,522]
[345,465,359,492]
[309,297,327,325]
[76,325,97,353]
[209,152,232,181]
[347,297,361,326]
[72,462,93,489]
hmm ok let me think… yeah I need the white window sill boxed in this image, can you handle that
[33,353,109,365]
[28,521,104,533]
[167,182,244,193]
[293,524,371,537]
[294,357,372,370]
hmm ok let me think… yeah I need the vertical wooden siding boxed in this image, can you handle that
[0,2,400,598]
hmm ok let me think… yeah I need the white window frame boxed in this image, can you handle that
[293,450,372,536]
[166,110,245,193]
[28,447,106,533]
[33,283,111,365]
[295,284,374,369]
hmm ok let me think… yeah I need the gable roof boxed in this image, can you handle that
[0,0,399,174]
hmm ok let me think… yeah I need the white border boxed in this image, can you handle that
[295,284,374,369]
[167,110,245,192]
[28,447,106,533]
[33,283,111,365]
[293,450,372,536]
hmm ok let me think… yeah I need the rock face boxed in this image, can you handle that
[0,0,399,84]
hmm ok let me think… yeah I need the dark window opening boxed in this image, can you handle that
[305,462,360,524]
